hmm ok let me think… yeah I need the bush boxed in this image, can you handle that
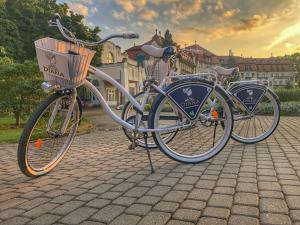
[256,101,300,116]
[275,88,300,102]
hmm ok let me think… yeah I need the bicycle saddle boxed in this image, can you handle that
[213,66,239,76]
[141,45,174,58]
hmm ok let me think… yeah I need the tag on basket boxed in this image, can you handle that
[36,49,70,80]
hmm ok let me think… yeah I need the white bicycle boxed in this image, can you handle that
[17,14,233,177]
[123,48,280,147]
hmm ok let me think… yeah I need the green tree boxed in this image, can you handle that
[0,60,45,126]
[163,29,174,47]
[289,52,300,87]
[0,0,102,65]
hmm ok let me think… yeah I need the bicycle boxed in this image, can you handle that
[122,47,280,147]
[17,14,234,177]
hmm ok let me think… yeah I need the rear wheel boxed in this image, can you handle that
[231,89,280,143]
[122,91,177,148]
[18,91,79,177]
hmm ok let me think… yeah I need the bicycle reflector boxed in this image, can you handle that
[35,138,43,149]
[212,110,219,120]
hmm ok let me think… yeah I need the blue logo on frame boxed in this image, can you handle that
[232,87,266,113]
[167,83,213,120]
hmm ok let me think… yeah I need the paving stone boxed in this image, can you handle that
[217,178,236,187]
[196,180,216,189]
[147,186,171,197]
[258,181,282,191]
[137,196,161,205]
[29,214,60,225]
[86,198,110,209]
[163,191,188,202]
[236,182,258,193]
[154,201,179,213]
[166,220,194,225]
[188,189,212,201]
[158,178,179,186]
[234,192,259,206]
[231,205,259,217]
[113,196,136,206]
[208,194,233,208]
[259,191,284,199]
[126,204,152,216]
[197,217,227,225]
[0,209,25,220]
[203,207,230,219]
[1,216,31,225]
[72,192,97,201]
[60,207,97,224]
[282,185,300,195]
[228,215,259,225]
[23,203,58,218]
[51,200,85,215]
[172,209,201,222]
[181,199,206,210]
[261,213,292,225]
[137,211,171,225]
[291,210,300,221]
[260,198,289,214]
[92,205,125,223]
[110,214,141,225]
[286,196,300,209]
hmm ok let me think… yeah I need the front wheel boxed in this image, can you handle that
[149,80,233,164]
[18,91,80,177]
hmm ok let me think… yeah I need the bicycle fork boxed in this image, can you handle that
[46,89,77,135]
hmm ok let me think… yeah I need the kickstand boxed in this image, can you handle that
[143,132,155,173]
[212,121,218,146]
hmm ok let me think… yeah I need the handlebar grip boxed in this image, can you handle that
[123,33,139,39]
[50,13,61,23]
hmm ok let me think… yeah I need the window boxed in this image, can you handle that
[107,52,114,64]
[106,88,116,102]
[92,80,99,87]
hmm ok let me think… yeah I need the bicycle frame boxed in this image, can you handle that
[82,65,192,133]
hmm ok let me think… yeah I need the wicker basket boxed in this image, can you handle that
[143,57,169,83]
[35,37,96,88]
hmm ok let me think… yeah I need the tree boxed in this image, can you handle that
[0,60,45,126]
[0,0,102,65]
[163,29,174,47]
[289,52,300,87]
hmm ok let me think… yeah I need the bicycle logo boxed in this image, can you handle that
[43,52,65,78]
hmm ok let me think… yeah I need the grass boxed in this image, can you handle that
[0,116,93,144]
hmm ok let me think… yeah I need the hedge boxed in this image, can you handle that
[275,88,300,102]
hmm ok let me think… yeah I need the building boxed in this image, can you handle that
[81,41,145,107]
[218,55,296,88]
[80,31,296,107]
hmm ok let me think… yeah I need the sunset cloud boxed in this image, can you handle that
[267,21,300,50]
[112,10,128,20]
[68,3,89,16]
[223,9,240,18]
[139,9,158,21]
[114,0,146,13]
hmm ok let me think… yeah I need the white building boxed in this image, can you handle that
[80,41,145,107]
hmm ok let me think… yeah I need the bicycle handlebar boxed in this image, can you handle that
[49,13,139,46]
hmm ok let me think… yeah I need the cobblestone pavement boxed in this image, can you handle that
[1,117,300,225]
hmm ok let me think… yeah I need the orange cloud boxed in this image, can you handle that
[115,0,146,13]
[68,3,89,16]
[139,9,158,21]
[223,9,240,18]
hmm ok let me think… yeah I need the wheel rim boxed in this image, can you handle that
[153,90,232,162]
[231,90,279,143]
[25,96,79,174]
[123,92,176,148]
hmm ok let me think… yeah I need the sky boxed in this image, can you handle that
[58,0,300,57]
